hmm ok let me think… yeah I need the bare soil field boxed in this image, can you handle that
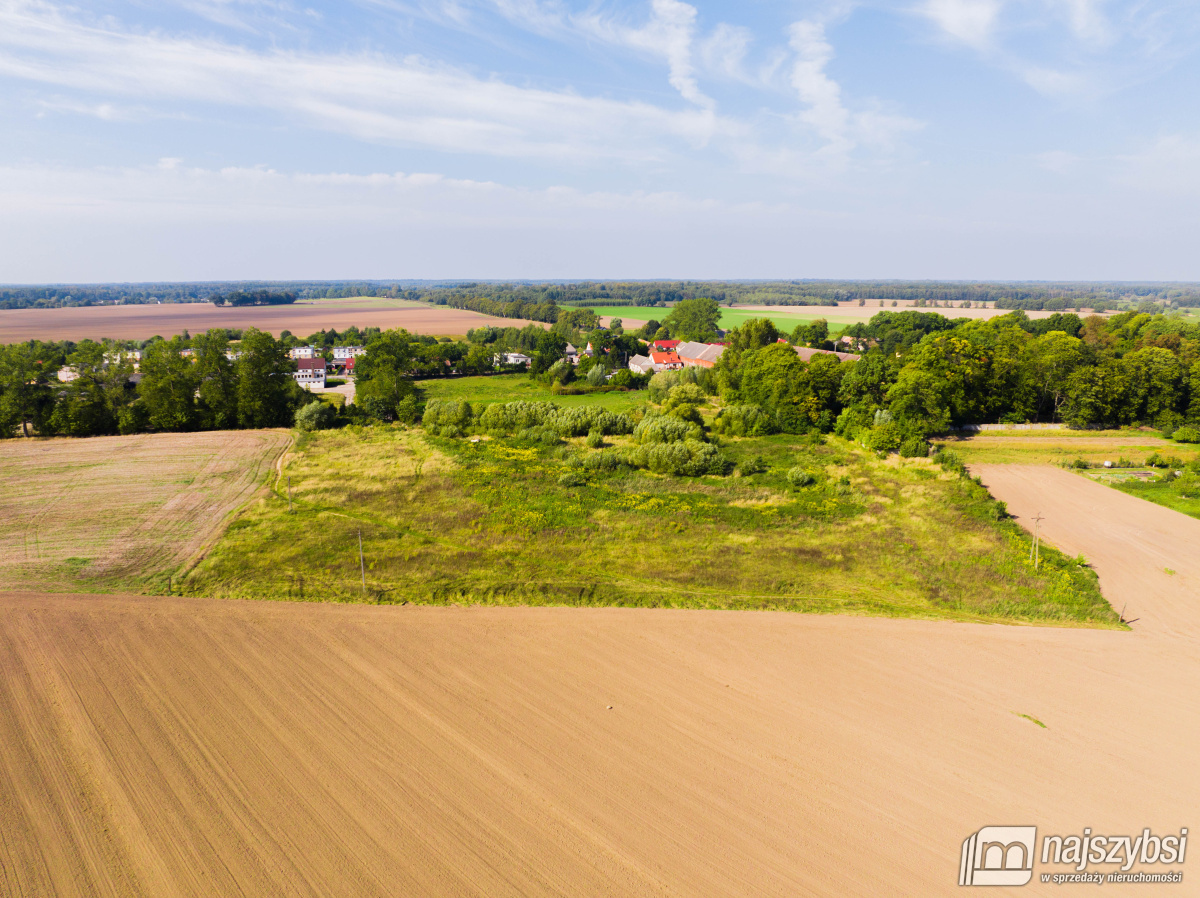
[1,465,1197,896]
[0,431,289,591]
[0,303,543,342]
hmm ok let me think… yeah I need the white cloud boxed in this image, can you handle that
[789,20,850,151]
[922,0,1002,48]
[577,0,712,109]
[0,0,722,162]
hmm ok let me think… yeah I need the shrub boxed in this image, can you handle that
[633,413,702,445]
[438,424,463,438]
[898,437,931,458]
[295,401,338,432]
[629,440,732,476]
[423,399,474,430]
[713,404,778,437]
[585,429,603,449]
[557,471,585,487]
[585,364,608,387]
[738,454,768,475]
[1172,425,1200,443]
[1070,458,1090,469]
[516,425,561,446]
[395,395,422,425]
[787,467,817,488]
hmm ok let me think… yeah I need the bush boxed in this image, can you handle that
[787,467,817,488]
[1070,458,1090,469]
[585,364,608,387]
[585,429,603,449]
[1172,425,1200,443]
[738,454,768,475]
[898,437,931,458]
[516,425,561,446]
[438,424,463,438]
[713,404,777,437]
[557,471,585,487]
[423,399,474,430]
[633,413,702,445]
[630,440,732,476]
[295,401,338,432]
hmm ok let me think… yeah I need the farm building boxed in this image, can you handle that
[675,342,725,368]
[628,354,654,375]
[793,346,861,363]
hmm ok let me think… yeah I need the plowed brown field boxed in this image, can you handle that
[0,431,289,590]
[1,465,1197,896]
[0,303,543,342]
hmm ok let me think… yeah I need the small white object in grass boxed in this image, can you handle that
[1104,460,1113,468]
[607,705,613,710]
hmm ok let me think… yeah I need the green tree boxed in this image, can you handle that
[663,297,721,341]
[0,342,61,437]
[1021,331,1087,421]
[138,338,198,431]
[236,329,297,428]
[48,341,135,436]
[193,331,239,429]
[355,329,416,421]
[1122,347,1185,426]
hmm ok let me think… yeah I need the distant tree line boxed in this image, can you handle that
[210,290,297,307]
[6,280,1199,311]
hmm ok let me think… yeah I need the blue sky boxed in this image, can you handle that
[1,0,1198,281]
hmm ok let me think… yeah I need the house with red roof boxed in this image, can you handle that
[649,351,683,371]
[651,339,680,352]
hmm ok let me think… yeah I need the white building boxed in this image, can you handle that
[289,345,320,360]
[293,357,327,387]
[628,355,655,375]
[332,346,366,360]
[494,352,531,367]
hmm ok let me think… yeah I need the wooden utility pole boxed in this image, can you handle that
[358,530,366,595]
[1031,513,1045,571]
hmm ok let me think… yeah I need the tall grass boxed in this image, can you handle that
[182,427,1119,626]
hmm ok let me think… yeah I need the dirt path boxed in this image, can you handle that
[1,467,1197,896]
[975,464,1200,639]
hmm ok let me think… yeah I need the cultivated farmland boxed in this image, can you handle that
[0,301,545,343]
[0,430,289,592]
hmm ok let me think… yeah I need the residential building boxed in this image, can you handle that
[289,345,319,360]
[494,352,532,367]
[649,351,683,371]
[293,357,327,387]
[651,339,680,352]
[332,346,366,361]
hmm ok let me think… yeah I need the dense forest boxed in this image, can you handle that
[3,280,1199,312]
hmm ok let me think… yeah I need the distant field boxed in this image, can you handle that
[567,304,848,334]
[0,431,289,592]
[417,374,646,414]
[183,426,1115,626]
[0,302,545,343]
[933,430,1194,466]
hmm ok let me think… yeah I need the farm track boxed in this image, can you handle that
[1,466,1198,895]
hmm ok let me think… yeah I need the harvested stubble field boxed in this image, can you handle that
[0,302,543,343]
[181,425,1115,625]
[934,429,1196,466]
[0,431,289,591]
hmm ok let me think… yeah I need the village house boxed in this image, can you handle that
[331,346,365,361]
[649,351,683,371]
[289,345,319,360]
[565,343,579,364]
[293,357,327,388]
[651,339,680,352]
[494,352,531,368]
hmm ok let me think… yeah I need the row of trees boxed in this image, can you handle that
[711,310,1200,449]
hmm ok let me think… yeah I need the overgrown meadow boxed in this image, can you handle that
[183,423,1118,626]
